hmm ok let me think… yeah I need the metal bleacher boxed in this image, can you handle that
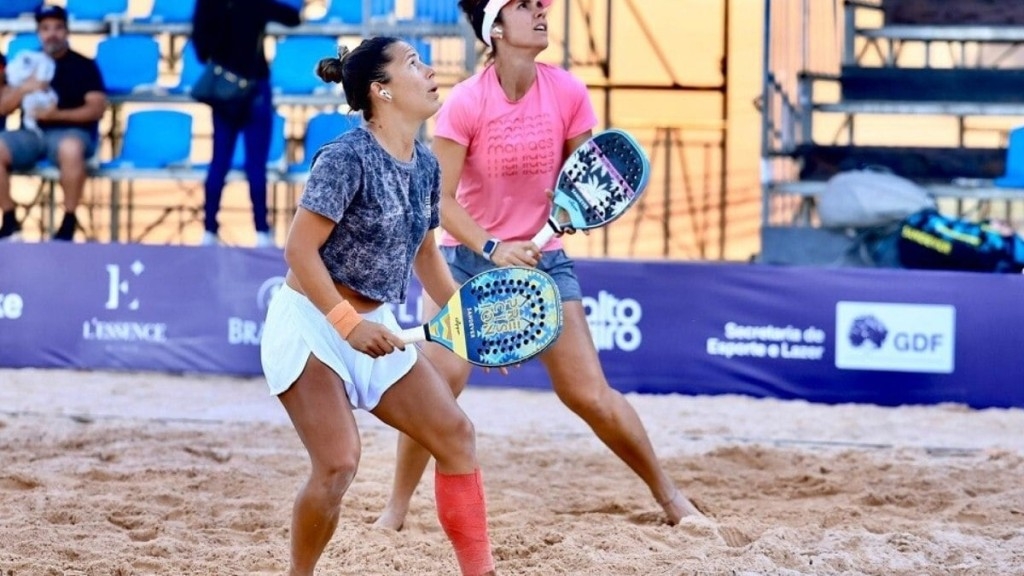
[759,0,1024,264]
[0,0,476,244]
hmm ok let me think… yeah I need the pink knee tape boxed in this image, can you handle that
[435,468,494,576]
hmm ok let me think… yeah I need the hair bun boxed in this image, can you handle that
[315,46,346,85]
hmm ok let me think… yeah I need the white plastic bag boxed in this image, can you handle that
[817,169,935,229]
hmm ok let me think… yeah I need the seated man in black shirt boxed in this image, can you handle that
[0,4,107,242]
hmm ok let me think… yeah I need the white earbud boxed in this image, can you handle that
[380,89,392,100]
[492,25,503,38]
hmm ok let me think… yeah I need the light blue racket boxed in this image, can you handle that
[531,128,651,246]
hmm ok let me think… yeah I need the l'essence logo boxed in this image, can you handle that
[834,301,955,373]
[104,261,144,310]
[84,260,168,342]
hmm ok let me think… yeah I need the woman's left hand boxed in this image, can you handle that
[481,364,517,376]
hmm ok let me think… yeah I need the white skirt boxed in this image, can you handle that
[260,284,417,411]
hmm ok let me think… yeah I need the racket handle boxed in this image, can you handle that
[530,222,558,248]
[396,325,428,344]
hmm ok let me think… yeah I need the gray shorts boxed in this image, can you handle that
[0,128,97,171]
[440,245,583,302]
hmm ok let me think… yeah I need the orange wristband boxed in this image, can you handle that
[326,300,363,339]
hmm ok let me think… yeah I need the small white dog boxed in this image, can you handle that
[5,50,58,132]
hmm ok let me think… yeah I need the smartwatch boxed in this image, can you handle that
[481,238,501,262]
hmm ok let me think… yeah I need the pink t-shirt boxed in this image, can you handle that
[434,63,598,249]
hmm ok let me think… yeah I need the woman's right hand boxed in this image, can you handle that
[345,321,407,358]
[491,240,540,267]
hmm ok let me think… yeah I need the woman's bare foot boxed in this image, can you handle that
[659,490,704,525]
[372,506,406,531]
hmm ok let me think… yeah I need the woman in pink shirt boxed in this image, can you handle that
[375,0,704,529]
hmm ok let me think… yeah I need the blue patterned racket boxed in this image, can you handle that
[531,129,651,247]
[397,267,563,367]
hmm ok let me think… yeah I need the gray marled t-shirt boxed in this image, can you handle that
[300,126,441,303]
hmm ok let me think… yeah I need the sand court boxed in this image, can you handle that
[1,367,1022,575]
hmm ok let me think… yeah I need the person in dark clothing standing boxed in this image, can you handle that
[0,4,106,242]
[191,0,301,248]
[0,51,7,132]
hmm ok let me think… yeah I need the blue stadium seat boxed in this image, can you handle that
[413,0,460,24]
[5,33,42,60]
[994,127,1024,188]
[229,113,288,170]
[135,0,195,23]
[95,35,161,94]
[171,40,205,94]
[288,112,362,175]
[270,36,339,94]
[0,0,42,19]
[65,0,129,21]
[102,110,193,170]
[316,0,395,24]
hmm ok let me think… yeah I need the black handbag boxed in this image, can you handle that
[191,62,256,107]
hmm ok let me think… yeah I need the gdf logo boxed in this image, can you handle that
[583,290,642,352]
[893,332,945,352]
[835,301,955,374]
[0,292,24,319]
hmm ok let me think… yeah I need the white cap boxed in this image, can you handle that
[481,0,554,48]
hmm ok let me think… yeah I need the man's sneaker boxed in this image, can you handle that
[255,231,275,248]
[0,211,21,242]
[52,213,77,242]
[200,231,220,246]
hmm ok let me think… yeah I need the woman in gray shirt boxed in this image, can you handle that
[260,38,496,576]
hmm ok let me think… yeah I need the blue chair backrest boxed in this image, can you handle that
[96,35,160,94]
[414,0,460,24]
[320,0,395,23]
[66,0,129,20]
[5,33,42,60]
[1003,126,1024,177]
[231,113,287,168]
[271,36,339,94]
[142,0,195,23]
[0,0,41,19]
[298,112,362,170]
[174,40,205,93]
[117,110,193,169]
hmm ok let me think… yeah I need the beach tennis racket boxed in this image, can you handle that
[530,128,651,247]
[396,267,563,367]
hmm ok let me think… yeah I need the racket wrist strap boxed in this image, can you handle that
[326,300,363,339]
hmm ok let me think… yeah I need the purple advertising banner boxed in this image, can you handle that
[2,243,1023,408]
[0,243,284,374]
